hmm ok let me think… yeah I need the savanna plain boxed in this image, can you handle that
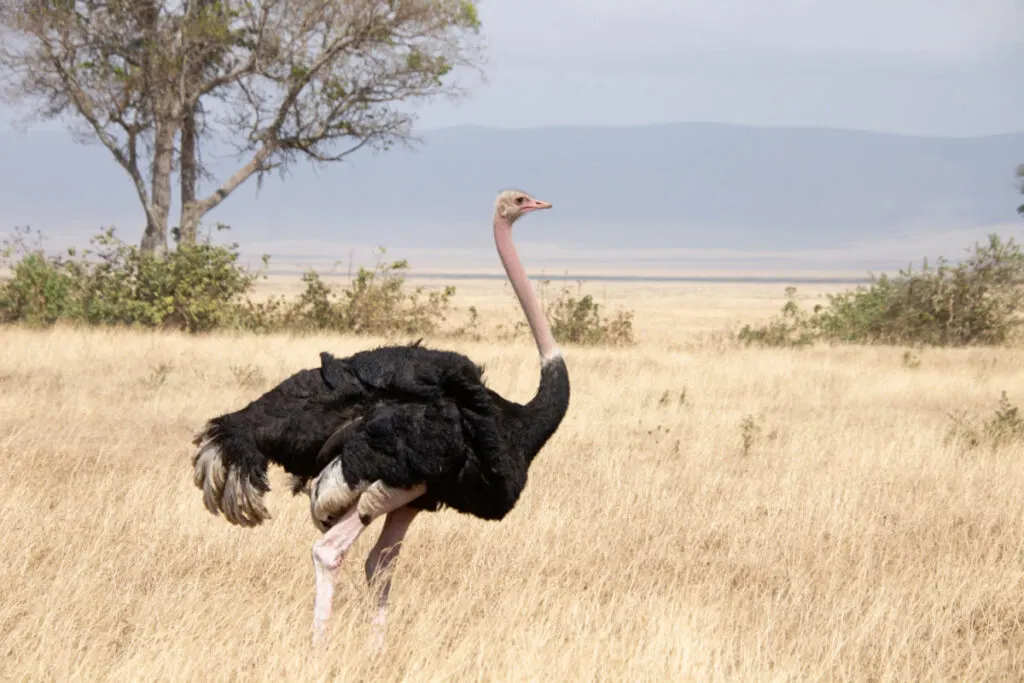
[2,279,1024,682]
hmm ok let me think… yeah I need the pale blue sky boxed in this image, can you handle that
[1,0,1021,136]
[0,1,1021,271]
[414,0,1023,136]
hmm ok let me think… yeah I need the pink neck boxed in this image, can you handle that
[493,215,560,363]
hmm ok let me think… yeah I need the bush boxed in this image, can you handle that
[540,280,634,346]
[0,225,265,331]
[282,248,455,336]
[0,230,458,338]
[0,229,639,347]
[738,234,1024,348]
[945,391,1024,453]
[736,287,815,348]
[0,247,85,325]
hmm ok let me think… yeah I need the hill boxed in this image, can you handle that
[1,123,1021,274]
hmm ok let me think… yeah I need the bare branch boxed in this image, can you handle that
[192,142,274,216]
[0,2,158,225]
[1,0,486,251]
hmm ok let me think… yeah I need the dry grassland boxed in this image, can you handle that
[2,280,1024,682]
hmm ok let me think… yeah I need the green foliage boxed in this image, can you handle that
[0,229,639,348]
[738,234,1024,348]
[0,232,459,337]
[0,225,265,332]
[1,0,486,255]
[540,280,635,346]
[737,287,815,348]
[281,248,455,336]
[456,1,483,30]
[0,249,85,325]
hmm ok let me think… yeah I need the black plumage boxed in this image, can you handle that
[192,341,570,526]
[192,189,566,650]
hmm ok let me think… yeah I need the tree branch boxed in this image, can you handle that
[191,143,275,216]
[42,45,156,228]
[1,0,485,249]
[194,2,275,100]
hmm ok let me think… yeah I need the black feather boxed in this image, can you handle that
[195,343,570,522]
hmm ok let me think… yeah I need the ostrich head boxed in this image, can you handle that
[494,189,552,224]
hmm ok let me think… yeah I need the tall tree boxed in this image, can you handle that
[177,0,225,247]
[0,0,483,255]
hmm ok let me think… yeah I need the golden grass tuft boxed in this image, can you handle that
[2,281,1024,681]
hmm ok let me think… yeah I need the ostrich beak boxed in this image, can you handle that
[523,198,552,212]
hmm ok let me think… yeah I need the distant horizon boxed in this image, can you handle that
[414,120,1024,140]
[9,228,1018,285]
[2,121,1021,277]
[6,116,1024,141]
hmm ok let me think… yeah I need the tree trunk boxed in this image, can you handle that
[140,214,167,256]
[142,115,176,257]
[179,99,200,246]
[137,0,171,257]
[178,0,214,247]
[179,200,201,247]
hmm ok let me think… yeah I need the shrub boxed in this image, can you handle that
[0,231,460,336]
[85,226,267,331]
[737,287,815,348]
[0,250,84,325]
[945,392,1024,452]
[0,225,266,331]
[0,229,639,347]
[450,305,484,342]
[738,234,1024,348]
[540,280,634,346]
[283,248,455,336]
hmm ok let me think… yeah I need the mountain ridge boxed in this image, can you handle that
[1,122,1021,271]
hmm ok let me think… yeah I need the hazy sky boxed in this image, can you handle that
[414,0,1024,136]
[1,0,1020,136]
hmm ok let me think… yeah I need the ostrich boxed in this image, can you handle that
[190,189,569,648]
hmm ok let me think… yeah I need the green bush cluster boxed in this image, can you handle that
[0,227,457,335]
[541,280,634,346]
[0,227,636,346]
[0,226,261,332]
[272,249,456,336]
[739,234,1024,348]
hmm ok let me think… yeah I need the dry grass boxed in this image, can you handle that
[2,281,1024,682]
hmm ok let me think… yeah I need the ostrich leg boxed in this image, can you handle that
[311,482,425,648]
[365,506,420,652]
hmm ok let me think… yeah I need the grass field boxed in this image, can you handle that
[2,280,1024,682]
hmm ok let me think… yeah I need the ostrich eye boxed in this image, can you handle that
[515,196,525,204]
